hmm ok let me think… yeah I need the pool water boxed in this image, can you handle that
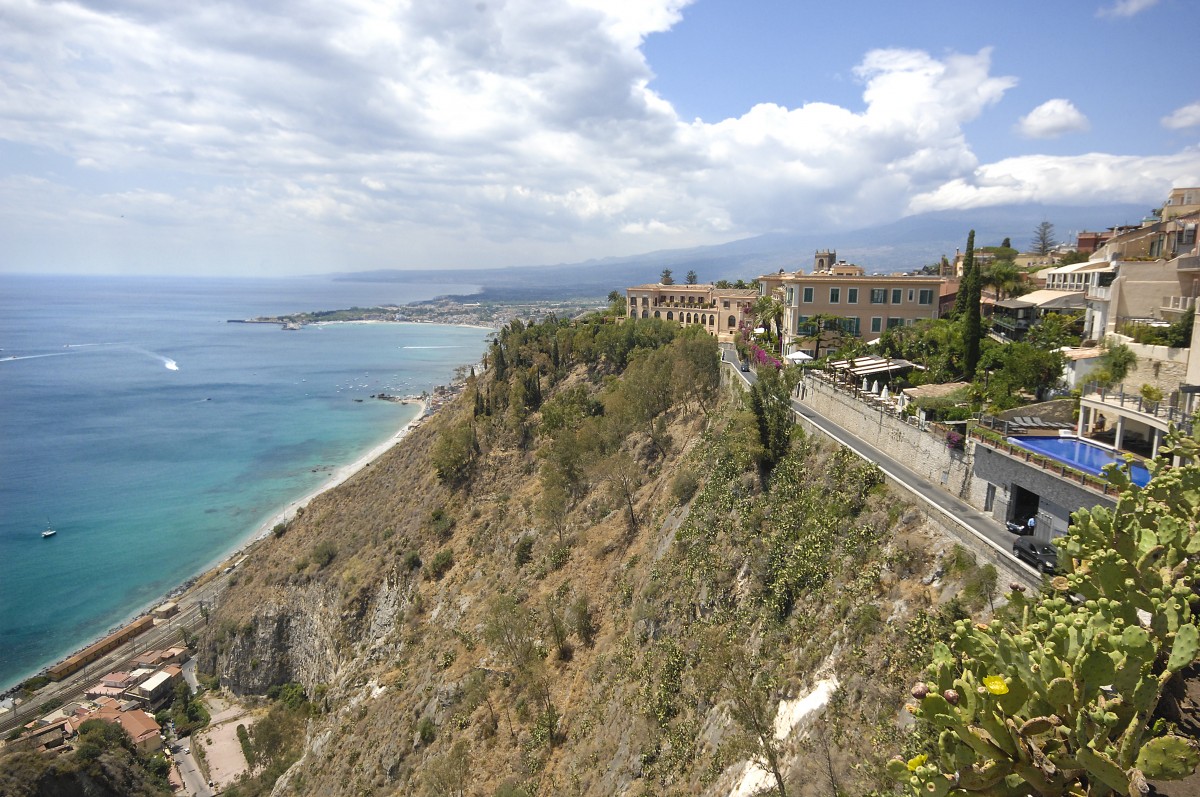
[1006,436,1152,487]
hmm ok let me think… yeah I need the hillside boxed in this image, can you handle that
[192,315,997,797]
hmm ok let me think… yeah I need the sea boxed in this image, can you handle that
[0,273,491,691]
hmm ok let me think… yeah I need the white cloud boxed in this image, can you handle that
[907,149,1200,213]
[1163,102,1200,130]
[1017,99,1090,139]
[0,1,1196,275]
[1097,0,1158,18]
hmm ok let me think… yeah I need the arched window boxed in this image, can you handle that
[654,310,660,318]
[641,310,648,318]
[728,315,736,328]
[666,311,673,320]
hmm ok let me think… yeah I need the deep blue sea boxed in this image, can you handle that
[0,274,490,690]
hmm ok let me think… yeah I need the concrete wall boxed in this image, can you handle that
[797,375,977,498]
[796,374,1116,542]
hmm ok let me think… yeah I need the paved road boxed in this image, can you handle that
[173,742,214,797]
[721,347,1041,590]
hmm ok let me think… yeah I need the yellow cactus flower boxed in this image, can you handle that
[982,675,1009,695]
[906,754,928,771]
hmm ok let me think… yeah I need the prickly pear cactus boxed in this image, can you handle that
[894,426,1200,796]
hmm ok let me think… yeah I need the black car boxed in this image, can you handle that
[740,360,751,372]
[1013,537,1058,573]
[1006,519,1034,535]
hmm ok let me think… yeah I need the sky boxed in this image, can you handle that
[1,0,1198,276]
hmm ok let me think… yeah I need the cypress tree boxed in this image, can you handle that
[962,230,982,378]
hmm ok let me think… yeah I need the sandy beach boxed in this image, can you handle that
[249,397,428,542]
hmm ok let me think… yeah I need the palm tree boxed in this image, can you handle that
[753,295,786,354]
[980,259,1026,301]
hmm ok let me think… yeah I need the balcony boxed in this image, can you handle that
[653,301,717,310]
[1087,285,1112,301]
[1161,295,1196,314]
[1176,254,1200,271]
[1080,382,1190,430]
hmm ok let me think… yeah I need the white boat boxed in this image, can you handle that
[41,522,56,539]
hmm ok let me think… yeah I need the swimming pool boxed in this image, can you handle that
[1006,436,1152,487]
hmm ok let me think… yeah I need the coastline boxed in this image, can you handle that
[248,397,428,542]
[2,397,431,695]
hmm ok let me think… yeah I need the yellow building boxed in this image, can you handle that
[625,282,759,342]
[757,252,953,355]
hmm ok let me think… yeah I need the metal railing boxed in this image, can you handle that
[1080,382,1191,429]
[967,427,1118,496]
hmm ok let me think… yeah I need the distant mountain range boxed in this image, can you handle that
[336,203,1149,301]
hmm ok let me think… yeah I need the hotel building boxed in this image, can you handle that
[757,251,955,355]
[624,282,760,342]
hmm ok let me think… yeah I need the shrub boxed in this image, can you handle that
[945,430,965,450]
[670,468,699,505]
[514,536,534,567]
[401,550,422,571]
[311,540,337,569]
[428,548,454,580]
[416,717,436,745]
[428,508,455,541]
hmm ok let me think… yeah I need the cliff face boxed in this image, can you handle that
[198,322,991,797]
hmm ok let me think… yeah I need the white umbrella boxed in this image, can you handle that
[785,351,813,362]
[870,380,880,394]
[880,385,890,401]
[861,377,869,391]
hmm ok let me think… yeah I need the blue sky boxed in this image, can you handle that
[0,0,1197,276]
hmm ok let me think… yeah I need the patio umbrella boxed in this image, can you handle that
[880,385,890,401]
[785,351,813,362]
[861,377,869,391]
[870,380,880,394]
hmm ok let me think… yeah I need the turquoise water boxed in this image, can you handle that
[1006,435,1152,487]
[0,274,490,690]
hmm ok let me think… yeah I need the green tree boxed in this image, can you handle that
[960,230,982,379]
[1025,311,1083,351]
[796,314,851,360]
[1058,249,1089,266]
[685,269,698,284]
[1096,338,1137,386]
[748,366,795,476]
[1031,220,1057,255]
[423,740,471,797]
[431,419,479,486]
[978,342,1065,408]
[699,629,788,797]
[980,259,1025,300]
[660,268,674,285]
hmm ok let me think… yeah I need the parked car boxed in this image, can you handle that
[740,360,750,372]
[1006,519,1033,535]
[1013,537,1058,573]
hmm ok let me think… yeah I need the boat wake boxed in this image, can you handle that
[0,352,74,363]
[127,347,180,371]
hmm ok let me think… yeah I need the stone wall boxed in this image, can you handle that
[796,375,977,499]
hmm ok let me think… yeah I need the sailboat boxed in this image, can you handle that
[41,520,56,539]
